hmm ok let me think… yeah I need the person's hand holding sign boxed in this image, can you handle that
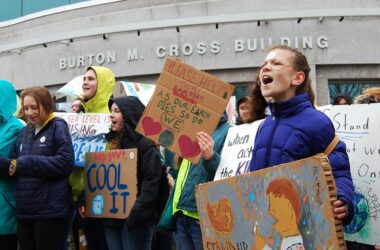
[332,200,348,220]
[196,131,214,161]
[78,205,86,219]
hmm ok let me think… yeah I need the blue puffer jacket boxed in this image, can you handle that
[12,116,74,219]
[249,94,354,225]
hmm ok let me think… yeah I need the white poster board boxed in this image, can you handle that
[329,104,380,245]
[55,112,111,167]
[214,120,263,180]
[120,81,156,106]
[226,96,236,126]
[55,75,84,100]
[316,104,332,116]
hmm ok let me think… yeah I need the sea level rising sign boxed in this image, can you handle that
[55,112,111,167]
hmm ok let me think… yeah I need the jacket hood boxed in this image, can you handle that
[0,80,18,125]
[107,96,146,143]
[82,66,115,113]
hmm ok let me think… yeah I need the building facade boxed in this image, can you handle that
[0,0,380,104]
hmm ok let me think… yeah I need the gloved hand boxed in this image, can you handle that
[0,156,11,177]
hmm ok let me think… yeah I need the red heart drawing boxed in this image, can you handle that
[178,135,201,158]
[142,116,162,136]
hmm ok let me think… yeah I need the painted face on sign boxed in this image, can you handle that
[110,102,124,133]
[23,95,45,126]
[259,49,304,102]
[268,193,296,233]
[82,69,98,100]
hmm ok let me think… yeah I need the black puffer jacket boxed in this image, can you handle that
[105,96,163,228]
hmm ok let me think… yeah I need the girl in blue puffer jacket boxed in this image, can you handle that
[249,45,354,226]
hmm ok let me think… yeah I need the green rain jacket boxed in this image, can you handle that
[0,80,24,234]
[70,66,115,201]
[82,66,116,113]
[172,113,229,217]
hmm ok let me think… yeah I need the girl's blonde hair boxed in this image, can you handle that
[363,87,380,99]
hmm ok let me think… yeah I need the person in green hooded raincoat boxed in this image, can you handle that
[70,66,115,205]
[70,66,115,250]
[0,80,25,250]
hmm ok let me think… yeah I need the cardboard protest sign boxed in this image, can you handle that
[113,81,156,106]
[55,112,111,167]
[136,57,235,164]
[328,104,380,245]
[214,120,263,180]
[196,155,346,249]
[84,149,137,219]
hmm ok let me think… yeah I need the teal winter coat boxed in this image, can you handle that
[175,113,229,213]
[0,80,24,234]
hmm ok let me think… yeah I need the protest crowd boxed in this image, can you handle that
[1,45,380,250]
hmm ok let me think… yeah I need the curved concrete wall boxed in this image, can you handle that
[0,0,379,104]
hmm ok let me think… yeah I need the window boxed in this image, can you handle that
[328,81,380,104]
[233,84,252,103]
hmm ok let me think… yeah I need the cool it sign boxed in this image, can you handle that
[84,149,137,219]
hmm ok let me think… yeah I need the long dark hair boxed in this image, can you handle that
[250,80,267,122]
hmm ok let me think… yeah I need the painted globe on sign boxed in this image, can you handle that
[91,194,105,216]
[344,192,369,234]
[158,130,174,147]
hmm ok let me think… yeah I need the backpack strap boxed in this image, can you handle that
[324,135,339,156]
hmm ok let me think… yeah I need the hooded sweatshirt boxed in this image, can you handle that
[105,96,163,228]
[0,80,24,234]
[71,66,116,201]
